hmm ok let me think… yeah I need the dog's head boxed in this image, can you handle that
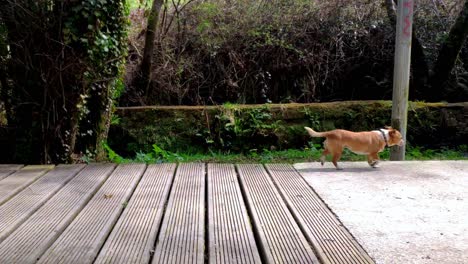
[385,126,405,146]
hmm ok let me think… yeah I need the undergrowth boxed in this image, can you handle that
[99,143,467,164]
[122,0,468,105]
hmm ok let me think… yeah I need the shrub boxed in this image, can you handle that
[121,0,467,105]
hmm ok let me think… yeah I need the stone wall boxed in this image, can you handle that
[109,101,467,156]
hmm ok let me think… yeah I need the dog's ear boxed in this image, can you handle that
[384,125,393,130]
[388,129,396,136]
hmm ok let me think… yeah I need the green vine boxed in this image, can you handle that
[65,0,129,160]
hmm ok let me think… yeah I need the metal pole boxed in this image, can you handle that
[390,0,414,160]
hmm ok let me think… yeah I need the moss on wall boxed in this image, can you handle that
[109,101,467,156]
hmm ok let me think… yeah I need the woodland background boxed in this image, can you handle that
[1,0,467,163]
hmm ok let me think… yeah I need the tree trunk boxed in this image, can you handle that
[0,6,15,126]
[384,0,430,98]
[0,68,14,126]
[93,84,113,162]
[428,0,468,101]
[384,0,398,25]
[410,33,430,99]
[461,42,468,72]
[140,0,164,96]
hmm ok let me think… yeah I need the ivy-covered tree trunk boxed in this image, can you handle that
[94,95,114,161]
[0,0,128,163]
[70,0,129,162]
[428,0,468,101]
[81,80,122,162]
[140,0,164,96]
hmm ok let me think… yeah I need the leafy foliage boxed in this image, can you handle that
[103,142,128,163]
[208,105,281,152]
[121,0,468,106]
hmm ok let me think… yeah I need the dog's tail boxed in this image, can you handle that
[304,127,328,137]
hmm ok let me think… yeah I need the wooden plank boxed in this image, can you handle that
[37,164,146,264]
[0,165,54,206]
[0,163,116,264]
[237,164,319,264]
[266,164,375,264]
[95,164,176,264]
[0,164,24,181]
[152,163,205,264]
[208,163,261,264]
[0,164,23,168]
[0,164,85,243]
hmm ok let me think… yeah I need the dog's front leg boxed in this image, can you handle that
[367,153,380,168]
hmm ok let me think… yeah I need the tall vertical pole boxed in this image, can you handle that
[390,0,414,160]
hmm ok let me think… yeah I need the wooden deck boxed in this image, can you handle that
[0,163,374,264]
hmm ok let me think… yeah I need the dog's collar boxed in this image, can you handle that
[379,129,388,147]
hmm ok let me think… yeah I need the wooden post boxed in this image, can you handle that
[390,0,414,160]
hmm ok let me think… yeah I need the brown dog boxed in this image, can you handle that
[305,127,404,170]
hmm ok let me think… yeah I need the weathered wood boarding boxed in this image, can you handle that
[152,163,205,264]
[0,164,116,264]
[0,164,24,181]
[95,164,176,264]
[237,164,320,263]
[38,164,146,264]
[0,165,53,206]
[0,162,377,263]
[0,164,85,243]
[208,163,261,264]
[266,164,375,264]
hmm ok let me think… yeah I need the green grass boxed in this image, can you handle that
[101,144,467,164]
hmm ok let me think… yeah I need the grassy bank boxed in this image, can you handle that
[101,144,467,164]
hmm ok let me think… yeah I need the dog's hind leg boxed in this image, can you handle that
[332,151,343,170]
[320,140,330,166]
[320,149,329,166]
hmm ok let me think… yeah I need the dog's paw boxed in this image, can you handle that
[370,160,380,168]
